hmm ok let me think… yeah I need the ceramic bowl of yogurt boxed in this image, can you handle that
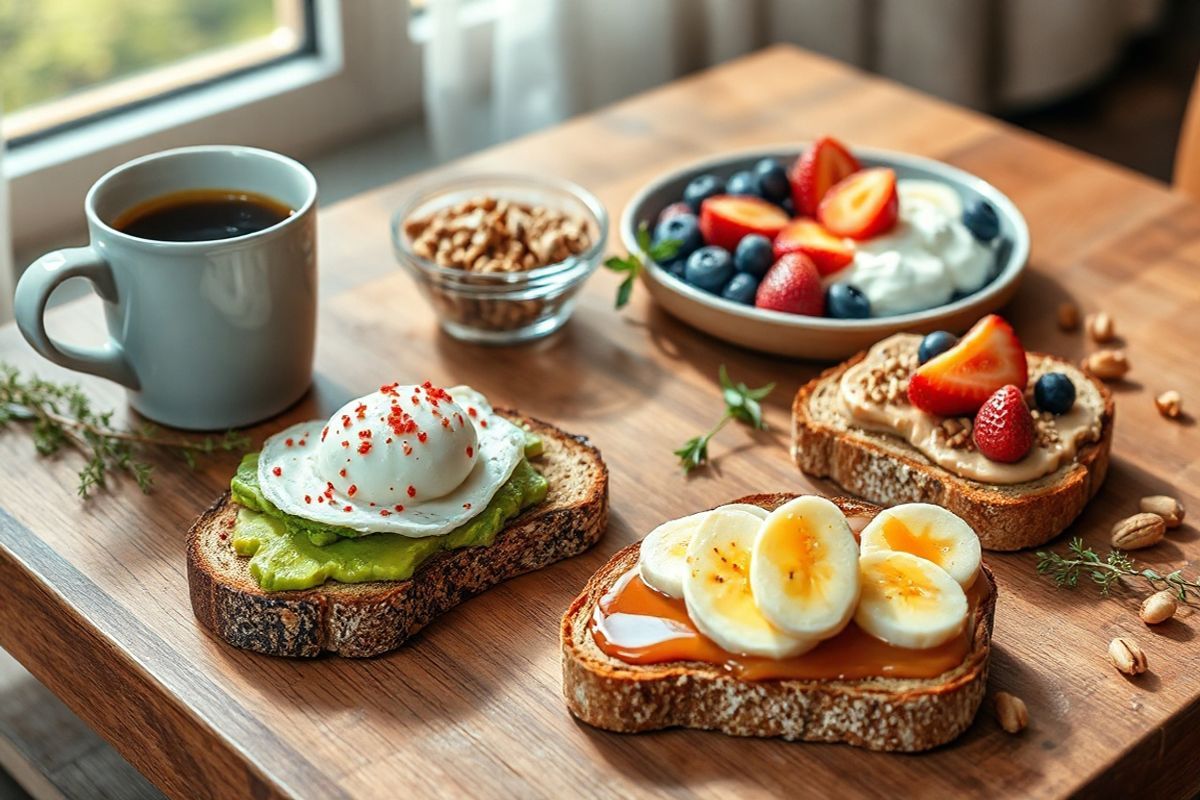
[621,145,1029,360]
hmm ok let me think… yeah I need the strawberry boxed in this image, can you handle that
[817,167,899,240]
[698,195,789,251]
[907,315,1028,417]
[773,218,854,277]
[754,253,824,316]
[789,136,861,216]
[972,385,1035,463]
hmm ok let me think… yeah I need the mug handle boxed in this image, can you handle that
[14,247,139,389]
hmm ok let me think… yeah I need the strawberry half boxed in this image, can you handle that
[817,167,898,240]
[907,315,1028,417]
[698,195,790,252]
[789,137,861,217]
[972,385,1035,463]
[773,218,854,277]
[754,253,824,316]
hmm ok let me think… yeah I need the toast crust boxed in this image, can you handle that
[561,493,996,752]
[792,351,1114,551]
[188,412,608,658]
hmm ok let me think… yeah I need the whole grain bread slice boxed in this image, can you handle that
[188,412,608,658]
[792,351,1114,551]
[561,493,996,752]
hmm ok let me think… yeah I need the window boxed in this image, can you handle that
[1,1,313,144]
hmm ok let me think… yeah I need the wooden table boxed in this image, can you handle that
[2,46,1199,799]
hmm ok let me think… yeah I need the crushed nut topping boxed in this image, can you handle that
[934,416,976,450]
[856,348,918,406]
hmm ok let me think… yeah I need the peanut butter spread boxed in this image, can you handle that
[838,334,1103,485]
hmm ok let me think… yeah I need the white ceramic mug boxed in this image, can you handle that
[14,145,318,430]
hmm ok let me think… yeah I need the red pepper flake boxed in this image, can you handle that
[386,437,393,444]
[455,413,464,426]
[317,496,325,503]
[339,468,347,477]
[402,442,413,456]
[272,466,282,477]
[219,531,228,541]
[348,484,358,497]
[358,429,372,439]
[341,440,350,448]
[480,420,488,428]
[394,504,405,512]
[298,439,306,447]
[285,438,294,447]
[463,503,472,510]
[343,505,352,512]
[441,417,451,429]
[358,441,372,455]
[466,446,474,457]
[355,402,368,419]
[407,485,416,498]
[418,431,428,443]
[380,509,392,517]
[380,382,400,396]
[369,502,375,507]
[468,407,478,417]
[325,482,335,500]
[304,495,312,504]
[341,414,352,429]
[321,426,329,442]
[386,405,419,437]
[411,395,420,406]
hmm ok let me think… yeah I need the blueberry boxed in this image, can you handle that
[776,197,796,217]
[733,234,774,278]
[653,213,702,262]
[826,284,871,319]
[721,272,759,305]
[963,199,1000,242]
[754,158,790,202]
[725,170,760,198]
[683,174,724,212]
[660,258,686,280]
[684,246,734,293]
[918,331,959,364]
[658,201,693,225]
[1034,372,1076,415]
[992,236,1013,279]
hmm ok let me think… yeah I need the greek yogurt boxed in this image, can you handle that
[828,181,993,317]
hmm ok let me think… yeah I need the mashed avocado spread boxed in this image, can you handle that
[229,436,548,591]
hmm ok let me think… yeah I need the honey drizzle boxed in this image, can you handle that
[591,569,985,681]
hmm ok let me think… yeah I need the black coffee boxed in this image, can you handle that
[113,189,293,242]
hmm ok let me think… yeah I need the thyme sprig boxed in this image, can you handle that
[675,365,775,474]
[0,363,250,497]
[1035,537,1200,603]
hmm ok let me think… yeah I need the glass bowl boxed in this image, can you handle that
[390,173,609,344]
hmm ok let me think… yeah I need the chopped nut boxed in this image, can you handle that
[994,692,1028,734]
[1139,591,1178,625]
[1155,390,1182,420]
[1108,637,1148,676]
[1057,302,1081,331]
[1082,349,1129,381]
[1111,512,1166,550]
[1086,311,1115,343]
[1139,495,1185,529]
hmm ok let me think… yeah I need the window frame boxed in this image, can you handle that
[8,0,422,253]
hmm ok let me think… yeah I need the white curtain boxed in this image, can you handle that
[422,0,1165,161]
[0,112,12,324]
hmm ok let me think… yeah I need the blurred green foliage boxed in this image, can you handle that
[0,0,277,113]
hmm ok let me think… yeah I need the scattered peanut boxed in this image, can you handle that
[1086,311,1115,343]
[1108,637,1148,676]
[1139,591,1178,625]
[1139,495,1185,529]
[1082,349,1129,382]
[1056,302,1081,332]
[1111,512,1166,550]
[994,692,1029,734]
[1155,390,1182,420]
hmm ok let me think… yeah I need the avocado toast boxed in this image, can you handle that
[188,383,608,658]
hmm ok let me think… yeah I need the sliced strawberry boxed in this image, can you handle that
[973,385,1035,463]
[818,167,898,240]
[907,315,1028,417]
[698,195,789,251]
[788,137,861,217]
[754,253,824,316]
[773,218,854,277]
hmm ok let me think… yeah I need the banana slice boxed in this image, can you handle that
[749,496,860,641]
[638,504,767,599]
[683,507,814,658]
[855,550,968,649]
[859,503,981,589]
[898,179,963,218]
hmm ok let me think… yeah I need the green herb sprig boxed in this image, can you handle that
[674,365,775,474]
[604,221,681,309]
[1035,537,1200,603]
[0,363,250,497]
